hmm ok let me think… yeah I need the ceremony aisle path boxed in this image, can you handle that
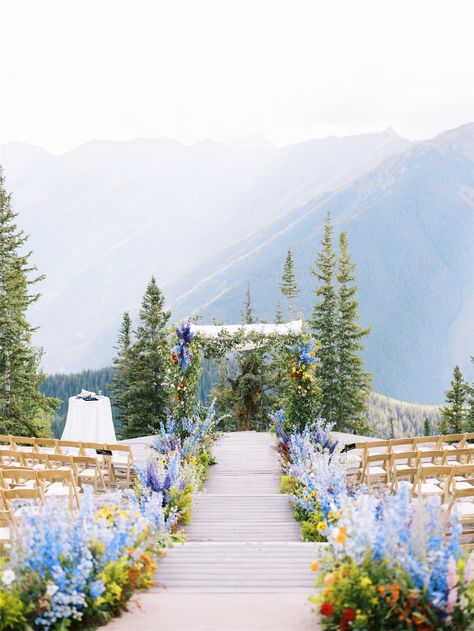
[106,432,323,631]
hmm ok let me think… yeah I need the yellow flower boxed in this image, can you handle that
[310,560,319,572]
[316,521,326,533]
[360,576,372,588]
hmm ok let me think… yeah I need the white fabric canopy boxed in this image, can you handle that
[61,396,117,444]
[191,320,303,338]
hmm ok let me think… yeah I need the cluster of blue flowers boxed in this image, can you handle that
[173,320,194,372]
[152,400,218,458]
[284,420,467,613]
[11,488,151,629]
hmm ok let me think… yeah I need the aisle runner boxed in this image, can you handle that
[106,432,323,630]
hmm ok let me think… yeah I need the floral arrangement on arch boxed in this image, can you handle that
[169,320,202,416]
[282,339,320,432]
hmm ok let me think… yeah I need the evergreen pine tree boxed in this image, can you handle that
[122,277,171,438]
[274,301,284,325]
[440,365,468,434]
[465,358,474,433]
[242,282,255,324]
[279,247,299,319]
[335,232,371,433]
[423,417,431,436]
[311,212,338,426]
[110,311,133,436]
[0,167,57,436]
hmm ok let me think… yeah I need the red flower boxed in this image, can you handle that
[320,602,335,616]
[340,608,356,630]
[290,373,296,379]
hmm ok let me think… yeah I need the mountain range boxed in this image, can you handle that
[0,123,472,403]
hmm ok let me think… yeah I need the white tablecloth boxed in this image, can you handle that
[61,396,117,444]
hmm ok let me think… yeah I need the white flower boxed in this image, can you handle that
[46,581,59,597]
[2,569,16,586]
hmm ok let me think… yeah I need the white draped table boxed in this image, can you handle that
[61,396,117,444]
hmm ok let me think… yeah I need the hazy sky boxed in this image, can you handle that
[1,0,473,153]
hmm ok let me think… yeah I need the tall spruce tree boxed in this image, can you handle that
[0,168,57,436]
[440,365,468,434]
[423,417,431,437]
[279,247,299,319]
[335,232,371,433]
[274,301,284,325]
[121,277,171,438]
[110,311,133,436]
[465,357,474,433]
[242,282,255,325]
[311,212,338,425]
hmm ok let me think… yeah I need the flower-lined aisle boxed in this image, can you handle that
[276,414,474,630]
[0,404,219,630]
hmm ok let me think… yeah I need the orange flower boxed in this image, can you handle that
[324,572,337,586]
[334,526,347,544]
[310,560,319,572]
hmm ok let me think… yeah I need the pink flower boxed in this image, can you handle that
[447,586,458,613]
[464,550,474,587]
[447,556,458,590]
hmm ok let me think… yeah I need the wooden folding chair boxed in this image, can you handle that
[413,436,440,452]
[2,487,45,519]
[35,438,60,455]
[436,434,465,451]
[0,507,19,551]
[388,437,416,452]
[0,468,39,490]
[445,447,473,466]
[72,456,106,492]
[359,452,391,489]
[0,449,26,468]
[47,453,76,472]
[389,451,418,492]
[415,449,447,468]
[57,440,84,457]
[445,464,474,494]
[446,486,474,539]
[9,436,38,452]
[36,469,81,510]
[410,465,452,501]
[461,433,474,447]
[22,451,50,470]
[0,435,12,451]
[106,444,134,487]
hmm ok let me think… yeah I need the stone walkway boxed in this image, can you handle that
[106,432,323,630]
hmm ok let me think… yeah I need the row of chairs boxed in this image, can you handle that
[359,448,474,489]
[0,469,81,551]
[353,433,474,459]
[0,435,134,487]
